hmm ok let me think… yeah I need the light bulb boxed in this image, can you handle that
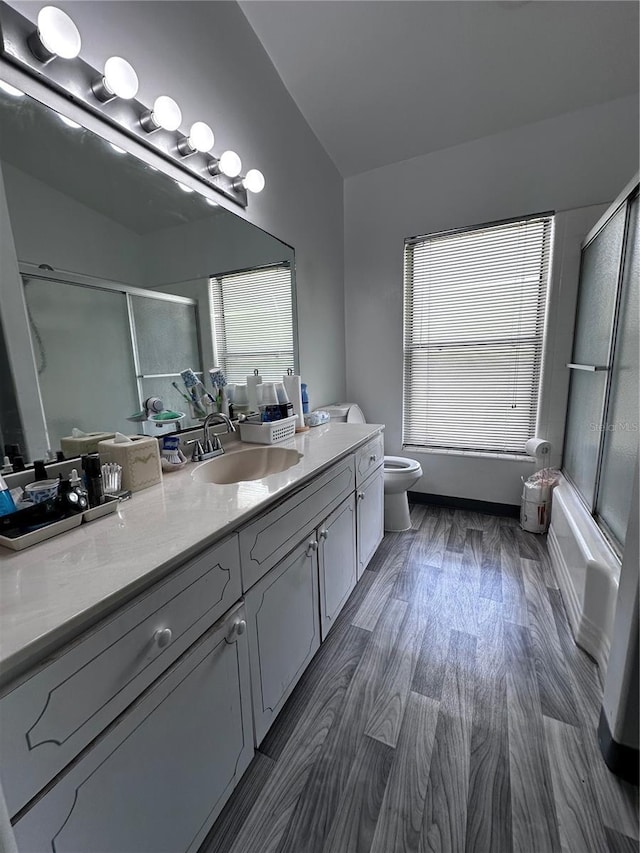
[58,113,81,129]
[177,121,214,156]
[219,150,242,178]
[187,121,214,153]
[93,56,138,102]
[29,6,81,61]
[140,95,182,133]
[0,80,24,97]
[243,169,265,193]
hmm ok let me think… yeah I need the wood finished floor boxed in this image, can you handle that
[200,505,639,853]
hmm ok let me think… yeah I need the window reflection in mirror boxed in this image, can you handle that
[0,86,296,463]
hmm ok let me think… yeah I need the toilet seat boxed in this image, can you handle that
[383,455,422,474]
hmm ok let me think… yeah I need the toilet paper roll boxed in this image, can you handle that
[283,373,303,424]
[525,437,551,458]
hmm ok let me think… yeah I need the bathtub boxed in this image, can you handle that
[547,474,621,678]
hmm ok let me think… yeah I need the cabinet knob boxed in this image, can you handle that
[154,627,173,648]
[357,491,365,501]
[306,539,318,555]
[369,454,377,462]
[319,529,328,540]
[227,619,247,642]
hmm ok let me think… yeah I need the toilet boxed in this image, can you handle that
[324,404,423,532]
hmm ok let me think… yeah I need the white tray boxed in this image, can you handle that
[0,496,119,551]
[239,415,298,445]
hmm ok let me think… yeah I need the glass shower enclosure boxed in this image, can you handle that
[563,183,639,551]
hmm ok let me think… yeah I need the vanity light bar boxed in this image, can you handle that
[0,3,264,207]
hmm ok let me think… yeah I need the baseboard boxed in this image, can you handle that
[598,708,639,786]
[408,491,519,519]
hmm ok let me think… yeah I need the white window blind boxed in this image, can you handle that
[403,214,553,454]
[209,263,294,382]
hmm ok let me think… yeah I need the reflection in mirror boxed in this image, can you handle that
[0,85,296,464]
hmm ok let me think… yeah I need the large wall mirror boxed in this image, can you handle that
[0,85,297,464]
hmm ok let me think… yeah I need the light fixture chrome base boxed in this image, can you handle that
[177,136,196,157]
[139,109,160,133]
[26,29,54,63]
[91,77,116,103]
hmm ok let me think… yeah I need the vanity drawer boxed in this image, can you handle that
[240,454,355,590]
[0,533,241,817]
[355,433,384,486]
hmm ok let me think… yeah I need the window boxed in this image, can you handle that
[209,263,295,382]
[403,214,554,454]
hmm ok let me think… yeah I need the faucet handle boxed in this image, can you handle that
[186,439,205,462]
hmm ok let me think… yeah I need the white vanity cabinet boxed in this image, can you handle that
[13,602,253,853]
[318,494,357,639]
[2,428,386,853]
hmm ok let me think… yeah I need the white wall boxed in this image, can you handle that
[4,0,346,409]
[345,94,639,505]
[2,163,144,284]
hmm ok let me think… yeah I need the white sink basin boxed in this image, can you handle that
[192,446,303,485]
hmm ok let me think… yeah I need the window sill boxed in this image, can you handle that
[402,446,536,463]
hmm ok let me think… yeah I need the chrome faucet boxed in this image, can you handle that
[187,412,236,462]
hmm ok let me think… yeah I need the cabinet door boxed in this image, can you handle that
[245,538,321,744]
[357,465,384,578]
[318,496,357,639]
[13,604,254,853]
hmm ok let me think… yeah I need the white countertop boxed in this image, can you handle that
[0,423,382,688]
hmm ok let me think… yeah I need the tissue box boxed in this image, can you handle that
[97,436,162,493]
[60,432,115,458]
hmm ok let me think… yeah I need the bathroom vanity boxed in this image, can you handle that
[0,423,384,852]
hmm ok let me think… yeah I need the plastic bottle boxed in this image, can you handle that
[84,454,104,507]
[301,383,310,415]
[0,473,16,517]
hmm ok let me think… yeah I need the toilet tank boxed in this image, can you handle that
[325,404,366,424]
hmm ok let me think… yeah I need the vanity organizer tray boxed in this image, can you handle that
[0,496,119,552]
[239,414,298,445]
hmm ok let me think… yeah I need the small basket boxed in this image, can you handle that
[239,415,297,445]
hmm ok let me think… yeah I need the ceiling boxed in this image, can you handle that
[239,0,640,178]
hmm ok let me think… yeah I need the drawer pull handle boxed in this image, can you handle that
[154,627,173,648]
[369,454,377,462]
[319,529,328,540]
[226,619,247,642]
[307,540,318,555]
[357,491,365,501]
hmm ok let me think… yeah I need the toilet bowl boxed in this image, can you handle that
[324,404,423,532]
